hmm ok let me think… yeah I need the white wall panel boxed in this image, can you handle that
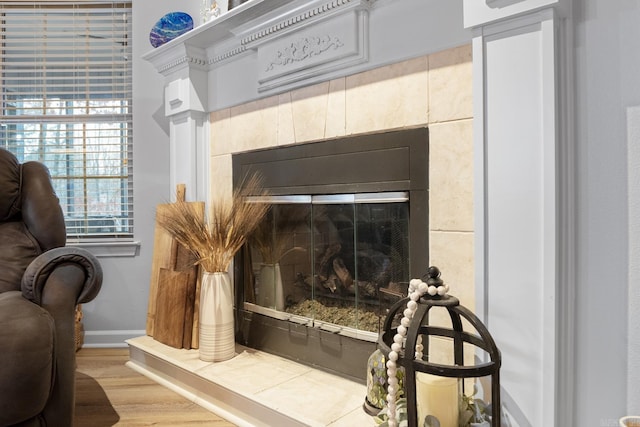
[474,13,558,427]
[627,105,640,415]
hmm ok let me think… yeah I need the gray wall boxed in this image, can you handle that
[573,0,640,422]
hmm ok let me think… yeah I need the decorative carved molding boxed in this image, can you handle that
[156,55,208,74]
[256,3,369,92]
[265,35,343,72]
[241,0,371,46]
[211,46,247,65]
[486,0,526,7]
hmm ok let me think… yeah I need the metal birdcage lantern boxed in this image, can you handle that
[377,266,502,427]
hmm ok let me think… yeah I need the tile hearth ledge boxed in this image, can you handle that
[126,335,373,427]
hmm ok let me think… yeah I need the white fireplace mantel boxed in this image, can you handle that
[142,0,470,202]
[142,0,471,113]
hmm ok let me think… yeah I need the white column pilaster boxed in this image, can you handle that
[161,60,210,203]
[167,109,209,202]
[466,2,573,426]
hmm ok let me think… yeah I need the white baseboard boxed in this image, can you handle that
[82,330,146,348]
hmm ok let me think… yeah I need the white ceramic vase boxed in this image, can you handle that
[257,263,285,311]
[198,271,235,362]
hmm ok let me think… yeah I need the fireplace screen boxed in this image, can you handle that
[243,192,409,339]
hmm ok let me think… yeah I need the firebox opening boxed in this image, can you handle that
[232,127,428,382]
[245,192,410,338]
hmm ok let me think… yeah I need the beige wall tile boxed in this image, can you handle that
[210,108,232,156]
[346,56,428,135]
[428,230,476,351]
[228,96,279,153]
[209,153,233,202]
[277,92,295,147]
[429,231,474,310]
[429,119,474,232]
[325,78,346,139]
[428,44,473,123]
[290,82,331,143]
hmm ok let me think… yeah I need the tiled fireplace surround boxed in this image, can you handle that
[131,2,474,425]
[211,42,476,324]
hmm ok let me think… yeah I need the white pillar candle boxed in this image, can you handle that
[416,373,459,427]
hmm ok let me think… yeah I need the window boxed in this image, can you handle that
[0,1,133,239]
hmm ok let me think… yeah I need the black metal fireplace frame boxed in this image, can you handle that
[232,127,429,382]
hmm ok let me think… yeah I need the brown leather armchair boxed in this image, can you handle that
[0,148,103,426]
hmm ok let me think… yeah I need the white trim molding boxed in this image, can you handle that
[68,241,141,258]
[486,0,527,7]
[627,105,640,415]
[472,8,574,426]
[83,330,146,348]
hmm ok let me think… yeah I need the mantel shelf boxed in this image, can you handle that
[142,0,470,111]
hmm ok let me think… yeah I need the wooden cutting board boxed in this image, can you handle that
[153,267,195,348]
[176,244,198,349]
[146,184,204,343]
[145,201,177,337]
[191,271,202,349]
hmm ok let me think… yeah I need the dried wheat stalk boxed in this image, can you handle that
[157,174,270,272]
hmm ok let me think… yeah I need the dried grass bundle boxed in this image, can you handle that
[157,174,270,272]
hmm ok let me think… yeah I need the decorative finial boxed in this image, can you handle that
[423,265,448,297]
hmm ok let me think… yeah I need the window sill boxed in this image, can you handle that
[67,240,141,258]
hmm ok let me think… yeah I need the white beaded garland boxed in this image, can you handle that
[384,277,448,426]
[418,282,429,294]
[415,335,424,359]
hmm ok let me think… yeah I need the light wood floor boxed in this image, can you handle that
[74,347,236,426]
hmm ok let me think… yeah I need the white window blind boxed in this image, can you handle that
[0,1,133,239]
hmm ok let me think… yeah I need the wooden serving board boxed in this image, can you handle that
[176,243,198,349]
[146,184,205,345]
[145,201,177,337]
[153,267,195,348]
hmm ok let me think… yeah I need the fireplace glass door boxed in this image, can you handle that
[244,192,410,340]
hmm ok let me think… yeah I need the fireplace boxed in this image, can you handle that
[232,127,428,381]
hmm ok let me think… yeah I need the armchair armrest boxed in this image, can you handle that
[18,246,103,425]
[21,246,103,306]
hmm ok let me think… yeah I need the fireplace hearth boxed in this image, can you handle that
[233,127,428,381]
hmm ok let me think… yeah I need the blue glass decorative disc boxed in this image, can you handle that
[149,12,194,48]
